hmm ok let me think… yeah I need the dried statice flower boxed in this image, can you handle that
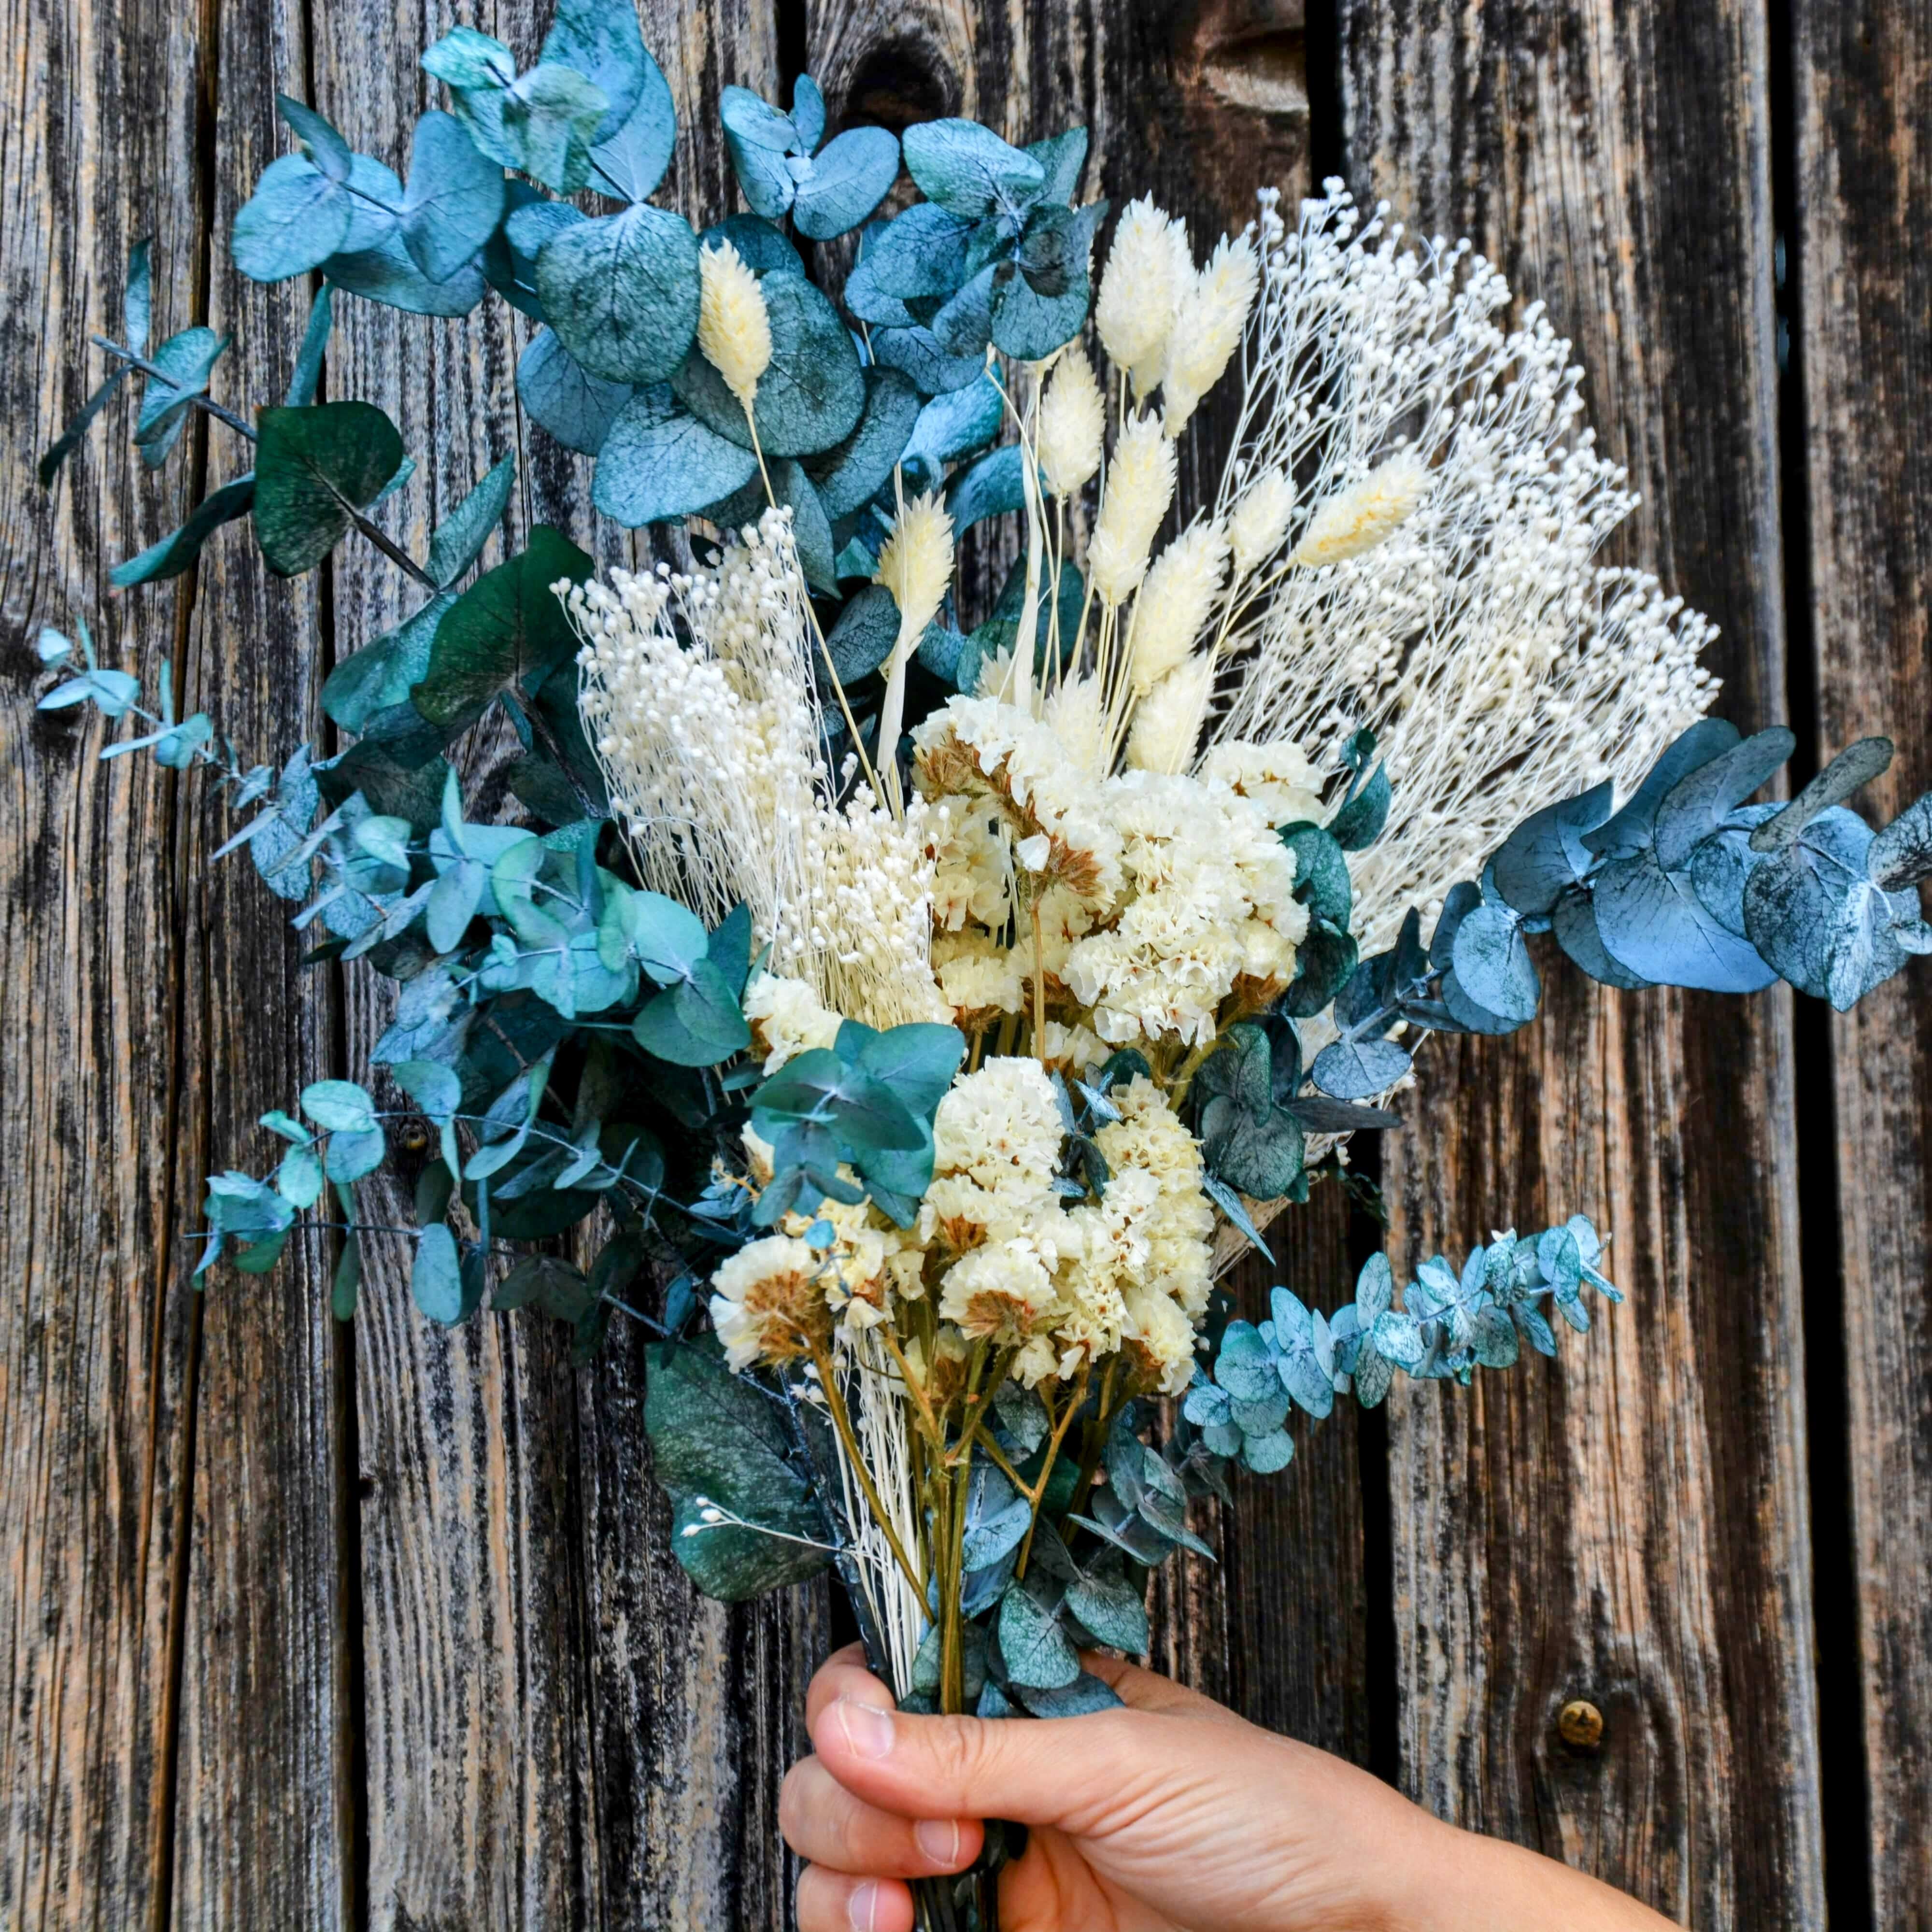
[1088,410,1177,606]
[1037,345,1106,498]
[1162,235,1261,437]
[696,238,772,412]
[1205,185,1719,952]
[1095,197,1192,399]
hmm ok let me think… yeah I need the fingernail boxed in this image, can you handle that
[834,1696,895,1760]
[914,1818,960,1867]
[847,1879,881,1931]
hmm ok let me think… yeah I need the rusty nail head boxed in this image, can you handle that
[1557,1698,1605,1750]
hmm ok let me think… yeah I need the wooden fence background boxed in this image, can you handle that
[4,0,1929,1924]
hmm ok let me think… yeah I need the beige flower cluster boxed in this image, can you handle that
[912,695,1311,1056]
[708,1052,1215,1398]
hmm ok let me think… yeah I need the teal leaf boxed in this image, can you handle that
[540,0,651,143]
[671,271,866,457]
[1489,781,1613,916]
[992,259,1091,361]
[1583,718,1741,858]
[945,443,1026,531]
[1328,762,1391,850]
[110,473,256,588]
[253,401,405,576]
[865,203,975,299]
[426,453,516,587]
[300,1078,377,1135]
[646,1334,833,1601]
[1651,727,1795,870]
[331,1231,362,1320]
[276,1144,325,1209]
[284,287,334,407]
[792,126,900,239]
[321,593,455,732]
[720,84,801,218]
[902,119,1045,218]
[1868,791,1932,891]
[791,74,827,152]
[826,584,899,681]
[586,44,677,200]
[517,327,633,455]
[1448,903,1540,1023]
[124,235,154,352]
[1065,1571,1148,1654]
[422,25,517,91]
[632,960,752,1065]
[870,324,985,395]
[901,375,1003,481]
[593,387,759,525]
[480,180,556,317]
[411,525,593,730]
[1025,128,1088,204]
[276,93,354,180]
[1550,884,1651,990]
[399,109,505,283]
[701,213,804,276]
[805,367,920,519]
[490,62,611,192]
[1596,846,1777,993]
[997,1585,1080,1689]
[1309,1036,1410,1101]
[537,202,699,384]
[325,221,489,316]
[324,1127,388,1183]
[1014,1671,1125,1719]
[38,367,125,488]
[134,326,229,466]
[233,154,353,281]
[412,1223,465,1323]
[703,458,837,590]
[848,1022,964,1117]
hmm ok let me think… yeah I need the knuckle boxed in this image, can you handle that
[778,1758,817,1848]
[925,1715,989,1796]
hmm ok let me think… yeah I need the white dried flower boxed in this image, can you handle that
[697,239,772,412]
[1290,451,1430,568]
[1089,411,1177,606]
[1095,198,1191,398]
[1125,653,1217,774]
[710,1235,828,1369]
[1126,521,1229,693]
[1161,235,1260,437]
[1037,346,1105,498]
[1199,740,1324,826]
[742,973,842,1073]
[1227,467,1296,582]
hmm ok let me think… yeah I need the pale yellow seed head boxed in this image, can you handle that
[1126,521,1229,694]
[876,491,956,653]
[1161,236,1259,437]
[1089,411,1177,605]
[1095,198,1191,399]
[1037,346,1105,499]
[697,239,773,412]
[1227,467,1297,581]
[1290,453,1431,568]
[1125,653,1217,774]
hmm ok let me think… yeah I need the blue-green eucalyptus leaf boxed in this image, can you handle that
[1489,781,1614,916]
[1583,718,1740,858]
[792,125,900,239]
[540,0,651,142]
[111,473,256,588]
[326,219,489,316]
[233,154,353,280]
[790,74,827,152]
[997,1583,1080,1689]
[134,326,228,466]
[903,118,1045,218]
[537,201,698,384]
[422,25,517,90]
[301,1078,378,1135]
[586,43,677,200]
[1868,790,1932,891]
[866,202,975,298]
[720,84,801,217]
[321,593,455,732]
[1752,736,1896,854]
[37,367,126,488]
[124,235,154,351]
[275,93,354,181]
[1309,1035,1410,1101]
[1327,762,1391,851]
[592,387,758,525]
[869,324,985,394]
[1651,726,1795,870]
[517,326,633,455]
[806,366,920,519]
[1595,846,1777,992]
[398,109,505,283]
[1025,128,1089,205]
[276,1143,326,1209]
[1449,902,1540,1023]
[412,1222,465,1323]
[1549,884,1651,990]
[284,287,333,407]
[701,213,804,275]
[426,453,516,587]
[253,401,405,576]
[901,374,1003,481]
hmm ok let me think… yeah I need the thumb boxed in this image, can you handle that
[809,1687,1151,1830]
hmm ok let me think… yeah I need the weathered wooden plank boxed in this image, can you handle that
[0,0,203,1918]
[803,0,1366,1762]
[162,1,353,1922]
[1339,2,1823,1921]
[1792,0,1932,1914]
[310,2,823,1925]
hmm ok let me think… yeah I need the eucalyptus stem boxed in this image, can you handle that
[1014,1360,1088,1580]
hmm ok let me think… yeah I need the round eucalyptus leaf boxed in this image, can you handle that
[1596,846,1778,992]
[254,401,405,576]
[540,0,651,143]
[993,265,1089,361]
[865,202,975,298]
[790,73,828,152]
[517,327,633,455]
[536,202,700,385]
[399,109,505,284]
[586,44,677,200]
[806,367,920,518]
[902,118,1045,218]
[1490,781,1614,916]
[593,388,758,526]
[1449,902,1540,1023]
[671,271,865,456]
[1549,886,1651,990]
[870,324,985,395]
[1309,1035,1411,1101]
[700,213,804,277]
[792,125,901,240]
[233,154,352,282]
[826,584,900,682]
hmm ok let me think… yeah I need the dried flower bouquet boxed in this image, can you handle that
[35,7,1932,1927]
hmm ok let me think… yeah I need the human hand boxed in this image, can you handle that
[782,1644,1681,1932]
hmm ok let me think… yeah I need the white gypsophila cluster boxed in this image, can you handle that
[570,511,944,1025]
[1202,185,1718,952]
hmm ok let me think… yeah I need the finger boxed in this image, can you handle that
[807,1647,895,1731]
[1081,1651,1249,1724]
[810,1689,1148,1831]
[781,1755,983,1877]
[794,1863,913,1932]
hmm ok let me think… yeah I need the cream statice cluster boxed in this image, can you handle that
[707,1040,1214,1400]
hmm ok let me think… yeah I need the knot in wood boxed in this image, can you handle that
[1557,1698,1605,1751]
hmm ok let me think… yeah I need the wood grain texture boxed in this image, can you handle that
[0,0,202,1918]
[1339,2,1824,1922]
[163,3,352,1923]
[1793,0,1932,1914]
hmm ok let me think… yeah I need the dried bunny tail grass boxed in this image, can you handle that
[875,492,957,812]
[1037,345,1105,498]
[1289,451,1429,567]
[1204,184,1720,952]
[1227,466,1296,581]
[697,238,772,410]
[1089,410,1177,605]
[1095,197,1191,398]
[1125,520,1228,694]
[1126,653,1217,774]
[1161,234,1261,437]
